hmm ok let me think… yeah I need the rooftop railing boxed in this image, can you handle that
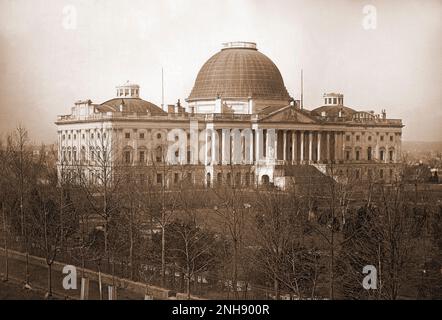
[57,112,402,125]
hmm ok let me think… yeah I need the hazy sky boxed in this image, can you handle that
[0,0,441,143]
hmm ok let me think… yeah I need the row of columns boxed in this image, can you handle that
[203,128,346,165]
[278,129,345,164]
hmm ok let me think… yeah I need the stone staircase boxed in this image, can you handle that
[274,164,335,191]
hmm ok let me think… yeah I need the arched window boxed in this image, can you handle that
[124,149,132,164]
[380,149,385,161]
[139,150,146,163]
[389,149,394,162]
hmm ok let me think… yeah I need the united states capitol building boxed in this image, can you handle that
[55,42,403,189]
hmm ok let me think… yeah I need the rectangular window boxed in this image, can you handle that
[380,135,384,141]
[356,135,360,142]
[389,150,393,161]
[139,132,145,139]
[174,173,179,184]
[156,173,163,185]
[346,151,350,161]
[125,132,130,139]
[380,151,384,161]
[139,151,145,163]
[346,135,350,142]
[390,135,393,142]
[356,150,360,161]
[380,169,384,179]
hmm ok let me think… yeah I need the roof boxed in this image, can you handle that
[310,105,356,118]
[258,105,287,115]
[96,98,165,114]
[188,47,290,102]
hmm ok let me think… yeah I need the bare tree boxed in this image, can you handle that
[74,125,124,272]
[6,125,32,287]
[211,182,251,299]
[26,143,67,298]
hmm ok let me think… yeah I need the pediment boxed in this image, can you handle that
[259,106,318,123]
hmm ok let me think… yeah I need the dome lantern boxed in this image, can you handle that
[116,80,140,98]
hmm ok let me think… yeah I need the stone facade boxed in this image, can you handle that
[55,43,403,189]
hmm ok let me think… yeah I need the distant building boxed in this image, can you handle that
[55,42,403,188]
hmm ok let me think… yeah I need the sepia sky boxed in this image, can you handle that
[0,0,441,143]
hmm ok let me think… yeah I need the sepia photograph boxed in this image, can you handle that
[0,0,441,314]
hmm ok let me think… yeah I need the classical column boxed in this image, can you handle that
[211,128,218,165]
[273,129,278,163]
[189,121,199,165]
[292,131,297,164]
[300,131,304,164]
[221,129,230,165]
[317,132,321,163]
[336,132,342,161]
[266,129,277,163]
[283,130,287,162]
[254,128,261,164]
[308,131,313,164]
[326,132,330,162]
[244,129,253,164]
[341,132,346,162]
[204,129,210,165]
[375,139,379,161]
